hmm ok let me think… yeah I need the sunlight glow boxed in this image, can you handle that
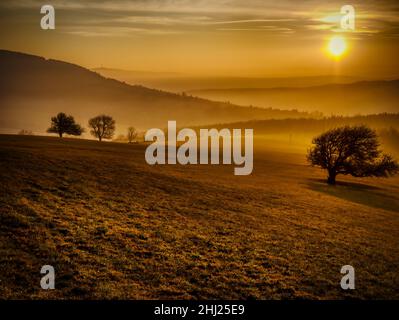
[328,36,347,58]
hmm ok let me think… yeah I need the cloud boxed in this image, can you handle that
[64,27,182,37]
[1,0,399,38]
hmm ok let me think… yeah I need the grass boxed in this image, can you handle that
[0,134,398,299]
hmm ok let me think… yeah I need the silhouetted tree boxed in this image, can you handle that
[47,112,84,138]
[88,115,115,142]
[127,126,137,143]
[307,125,398,184]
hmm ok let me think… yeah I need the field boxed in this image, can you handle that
[1,134,398,299]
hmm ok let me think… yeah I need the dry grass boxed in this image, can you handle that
[0,134,398,299]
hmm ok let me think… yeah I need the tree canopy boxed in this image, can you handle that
[88,115,115,142]
[47,112,84,138]
[307,125,398,184]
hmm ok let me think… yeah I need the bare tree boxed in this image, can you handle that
[47,112,84,138]
[307,125,398,184]
[88,115,115,142]
[127,126,137,143]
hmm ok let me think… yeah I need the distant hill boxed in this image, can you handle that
[195,113,399,154]
[0,50,312,135]
[197,113,399,134]
[188,80,399,115]
[92,67,181,79]
[93,68,363,93]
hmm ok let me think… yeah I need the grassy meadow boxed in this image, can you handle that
[1,134,398,299]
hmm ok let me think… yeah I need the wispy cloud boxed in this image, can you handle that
[1,0,399,38]
[63,26,183,37]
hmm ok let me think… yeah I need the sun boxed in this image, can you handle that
[328,36,347,58]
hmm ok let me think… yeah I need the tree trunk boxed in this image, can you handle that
[327,170,336,185]
[59,132,63,138]
[99,136,102,142]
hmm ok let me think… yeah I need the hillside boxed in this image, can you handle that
[198,114,399,133]
[189,80,399,115]
[1,134,398,299]
[0,50,311,135]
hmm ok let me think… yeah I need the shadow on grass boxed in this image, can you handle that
[306,178,399,213]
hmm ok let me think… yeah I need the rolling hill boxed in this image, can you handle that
[0,50,311,135]
[1,134,398,298]
[92,68,364,92]
[197,114,399,134]
[189,80,399,115]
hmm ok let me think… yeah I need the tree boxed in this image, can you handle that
[47,112,84,138]
[307,125,399,185]
[127,126,137,143]
[88,115,115,142]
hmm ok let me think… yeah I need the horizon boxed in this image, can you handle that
[3,48,399,83]
[4,48,399,82]
[1,47,399,135]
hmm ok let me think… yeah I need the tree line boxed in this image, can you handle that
[47,112,137,142]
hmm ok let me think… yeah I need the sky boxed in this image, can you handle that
[1,0,399,77]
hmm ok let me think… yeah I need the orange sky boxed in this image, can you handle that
[1,0,399,77]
